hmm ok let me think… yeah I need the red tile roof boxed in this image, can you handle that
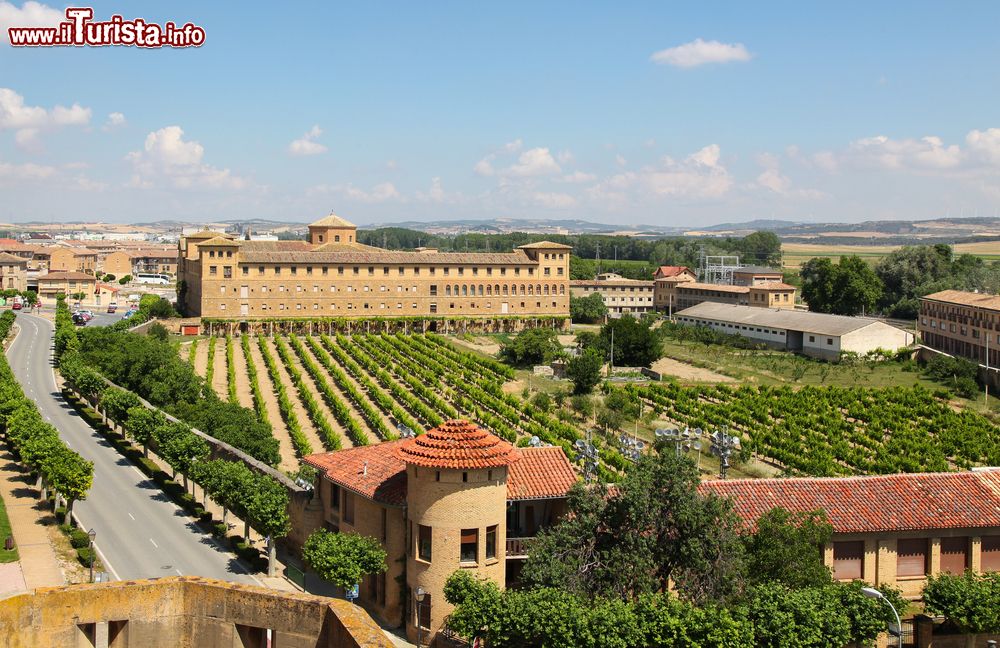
[396,419,520,470]
[700,471,1000,534]
[304,441,408,507]
[507,446,578,500]
[305,436,577,506]
[654,265,694,279]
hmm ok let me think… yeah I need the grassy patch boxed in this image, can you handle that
[0,496,18,563]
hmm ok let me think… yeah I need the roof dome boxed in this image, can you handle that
[396,420,519,470]
[309,212,356,229]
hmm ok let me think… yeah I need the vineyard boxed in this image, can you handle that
[186,333,622,476]
[184,332,1000,479]
[620,382,1000,476]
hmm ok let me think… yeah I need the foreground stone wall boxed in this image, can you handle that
[0,577,392,648]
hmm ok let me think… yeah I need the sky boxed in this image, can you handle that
[2,1,1000,227]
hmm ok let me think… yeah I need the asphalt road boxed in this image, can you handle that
[5,312,260,584]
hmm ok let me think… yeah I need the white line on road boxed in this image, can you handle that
[128,512,135,521]
[175,569,183,576]
[149,538,158,548]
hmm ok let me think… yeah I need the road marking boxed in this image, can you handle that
[175,568,183,576]
[128,512,135,521]
[149,538,158,548]
[131,467,144,479]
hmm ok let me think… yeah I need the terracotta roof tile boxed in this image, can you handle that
[654,265,694,278]
[39,271,96,281]
[517,241,573,250]
[921,289,1000,311]
[507,446,578,500]
[750,282,797,290]
[677,282,750,294]
[396,419,519,470]
[700,471,1000,533]
[304,441,408,507]
[310,213,356,228]
[305,434,577,506]
[238,248,535,266]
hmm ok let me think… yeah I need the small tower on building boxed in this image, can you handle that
[308,212,357,245]
[396,420,518,645]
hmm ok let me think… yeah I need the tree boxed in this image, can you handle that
[99,388,141,427]
[247,474,291,576]
[923,572,1000,634]
[118,275,132,285]
[567,348,603,394]
[570,293,608,323]
[147,297,176,318]
[101,274,116,282]
[569,394,594,420]
[744,508,833,589]
[737,231,782,267]
[800,256,883,315]
[599,315,660,368]
[499,328,562,367]
[524,451,746,605]
[124,405,164,456]
[302,529,387,591]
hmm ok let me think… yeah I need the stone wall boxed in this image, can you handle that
[0,576,393,648]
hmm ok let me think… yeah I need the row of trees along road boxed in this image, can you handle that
[800,243,1000,318]
[0,310,94,519]
[443,447,906,648]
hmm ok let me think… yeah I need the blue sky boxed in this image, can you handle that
[2,1,1000,226]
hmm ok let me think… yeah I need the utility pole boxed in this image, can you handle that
[609,326,614,377]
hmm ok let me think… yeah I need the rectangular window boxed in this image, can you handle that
[342,491,354,525]
[322,266,328,275]
[241,266,248,276]
[832,541,864,580]
[460,528,478,563]
[416,592,431,629]
[381,508,388,543]
[418,525,432,561]
[896,538,928,577]
[330,482,340,510]
[486,525,497,560]
[808,335,815,343]
[258,266,264,275]
[275,266,281,275]
[290,266,297,275]
[209,265,217,275]
[940,537,969,574]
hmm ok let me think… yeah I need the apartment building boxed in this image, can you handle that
[302,420,578,645]
[652,264,795,314]
[0,253,28,292]
[104,248,179,278]
[918,290,1000,368]
[569,272,655,316]
[36,271,97,300]
[48,247,97,274]
[703,471,1000,599]
[177,214,571,327]
[731,265,785,286]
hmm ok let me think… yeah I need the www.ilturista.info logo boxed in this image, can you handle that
[8,8,206,48]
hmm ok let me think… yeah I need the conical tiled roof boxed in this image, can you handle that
[396,420,519,470]
[309,212,355,228]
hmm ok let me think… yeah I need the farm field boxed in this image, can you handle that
[781,240,1000,268]
[181,332,1000,481]
[185,332,622,475]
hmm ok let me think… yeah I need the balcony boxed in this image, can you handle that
[506,537,534,559]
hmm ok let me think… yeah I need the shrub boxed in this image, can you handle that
[76,547,96,567]
[69,528,91,549]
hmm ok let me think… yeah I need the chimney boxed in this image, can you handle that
[363,461,368,477]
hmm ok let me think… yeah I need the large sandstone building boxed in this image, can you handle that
[177,214,571,330]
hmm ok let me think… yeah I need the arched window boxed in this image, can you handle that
[552,284,558,294]
[495,284,500,295]
[544,285,550,295]
[486,285,492,296]
[536,284,542,295]
[462,285,468,296]
[559,285,565,295]
[445,285,452,296]
[478,285,484,296]
[335,235,341,242]
[528,285,533,295]
[520,284,526,295]
[454,284,459,296]
[503,285,509,295]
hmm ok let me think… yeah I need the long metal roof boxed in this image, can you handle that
[676,302,900,337]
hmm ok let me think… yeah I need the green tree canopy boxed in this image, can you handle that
[744,508,833,589]
[499,328,563,367]
[302,529,387,590]
[598,315,661,368]
[923,571,1000,634]
[570,292,608,323]
[567,348,604,394]
[800,255,883,315]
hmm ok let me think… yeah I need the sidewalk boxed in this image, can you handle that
[0,447,65,592]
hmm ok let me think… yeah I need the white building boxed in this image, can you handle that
[675,302,915,361]
[569,272,655,316]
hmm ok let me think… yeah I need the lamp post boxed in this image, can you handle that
[709,427,741,479]
[860,587,901,648]
[654,427,705,470]
[574,434,599,482]
[87,528,97,583]
[414,586,427,648]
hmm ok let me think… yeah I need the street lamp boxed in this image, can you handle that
[709,427,741,479]
[654,428,704,468]
[860,587,901,648]
[574,435,600,482]
[87,528,97,583]
[414,586,427,648]
[618,434,645,462]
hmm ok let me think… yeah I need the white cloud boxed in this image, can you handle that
[103,112,126,130]
[0,87,91,149]
[507,147,561,177]
[848,134,962,170]
[588,144,733,206]
[288,125,327,156]
[309,181,400,203]
[127,126,248,190]
[0,159,54,180]
[0,1,62,44]
[474,139,528,176]
[650,38,752,68]
[966,128,1000,165]
[615,154,627,167]
[560,170,596,184]
[474,157,495,177]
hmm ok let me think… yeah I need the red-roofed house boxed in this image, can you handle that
[302,420,578,644]
[701,471,1000,598]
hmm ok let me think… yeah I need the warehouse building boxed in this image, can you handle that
[675,302,914,360]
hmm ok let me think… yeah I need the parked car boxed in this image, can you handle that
[11,302,21,310]
[72,313,87,326]
[106,302,118,313]
[78,310,94,322]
